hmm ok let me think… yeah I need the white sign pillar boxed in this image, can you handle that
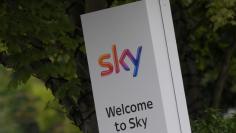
[81,0,191,133]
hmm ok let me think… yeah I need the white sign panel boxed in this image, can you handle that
[81,0,191,133]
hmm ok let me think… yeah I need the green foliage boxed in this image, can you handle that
[0,67,81,133]
[207,0,236,31]
[0,40,7,52]
[0,0,81,86]
[171,0,236,109]
[0,0,86,114]
[192,109,236,133]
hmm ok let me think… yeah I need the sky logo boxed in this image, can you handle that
[98,44,142,77]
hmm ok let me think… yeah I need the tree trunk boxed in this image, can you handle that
[212,44,236,108]
[65,0,108,133]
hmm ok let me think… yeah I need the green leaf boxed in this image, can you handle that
[8,66,32,89]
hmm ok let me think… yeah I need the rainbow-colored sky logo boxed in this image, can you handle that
[98,44,142,77]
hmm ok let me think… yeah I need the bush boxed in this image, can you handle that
[191,109,236,133]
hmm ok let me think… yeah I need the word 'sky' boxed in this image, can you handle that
[98,44,142,77]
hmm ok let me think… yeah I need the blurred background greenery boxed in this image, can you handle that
[0,65,81,133]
